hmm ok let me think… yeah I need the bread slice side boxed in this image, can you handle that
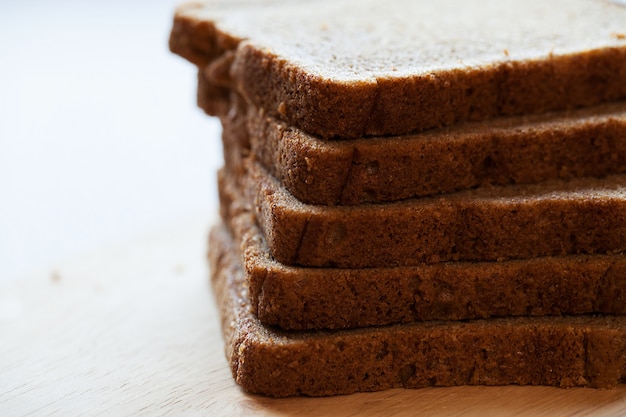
[223,158,626,268]
[221,95,626,205]
[209,222,626,397]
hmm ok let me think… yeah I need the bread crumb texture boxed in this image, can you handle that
[179,0,626,80]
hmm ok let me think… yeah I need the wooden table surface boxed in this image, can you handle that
[2,213,626,416]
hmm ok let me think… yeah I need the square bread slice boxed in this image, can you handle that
[172,0,626,139]
[220,159,626,268]
[209,222,626,397]
[220,92,626,205]
[218,185,626,330]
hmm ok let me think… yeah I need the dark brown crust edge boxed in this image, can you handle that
[233,45,626,139]
[208,222,626,397]
[220,95,626,206]
[226,157,626,268]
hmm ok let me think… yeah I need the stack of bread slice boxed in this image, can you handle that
[170,0,626,397]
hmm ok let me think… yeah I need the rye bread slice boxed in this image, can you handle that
[220,161,626,268]
[209,222,626,397]
[221,94,626,205]
[218,190,626,330]
[172,0,626,139]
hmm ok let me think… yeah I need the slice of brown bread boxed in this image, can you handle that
[220,161,626,268]
[221,93,626,205]
[217,194,626,330]
[172,0,626,139]
[209,223,626,397]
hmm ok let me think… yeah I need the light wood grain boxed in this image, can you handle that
[1,213,625,416]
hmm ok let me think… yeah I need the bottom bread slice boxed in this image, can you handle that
[209,223,626,397]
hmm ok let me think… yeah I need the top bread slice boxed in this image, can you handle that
[171,0,626,139]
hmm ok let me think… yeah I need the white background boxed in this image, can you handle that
[0,0,222,281]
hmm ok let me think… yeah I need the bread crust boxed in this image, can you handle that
[220,93,626,205]
[221,158,626,268]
